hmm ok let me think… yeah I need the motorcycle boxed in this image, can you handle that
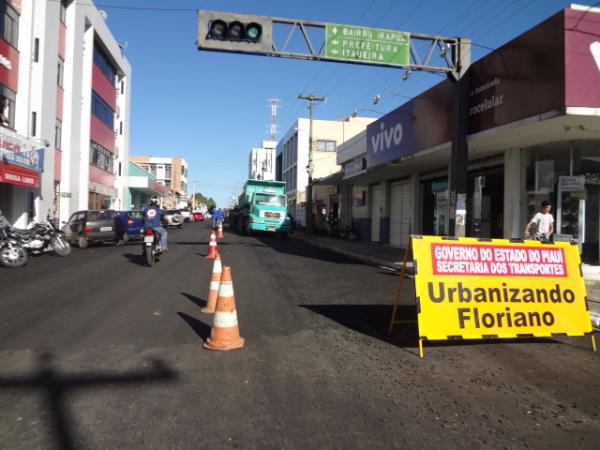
[0,225,29,268]
[339,221,358,241]
[142,228,163,266]
[10,217,71,257]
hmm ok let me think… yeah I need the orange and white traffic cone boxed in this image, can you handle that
[201,253,222,313]
[205,230,218,259]
[217,223,224,238]
[204,266,245,351]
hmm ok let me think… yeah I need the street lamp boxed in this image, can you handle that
[351,108,385,118]
[372,93,413,105]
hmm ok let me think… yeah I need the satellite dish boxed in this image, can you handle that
[99,10,108,21]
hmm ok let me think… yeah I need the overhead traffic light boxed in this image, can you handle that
[208,19,263,43]
[198,11,272,53]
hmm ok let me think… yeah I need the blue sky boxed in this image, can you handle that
[99,0,582,206]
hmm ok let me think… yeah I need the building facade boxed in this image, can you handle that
[125,160,167,210]
[0,0,131,227]
[331,5,600,265]
[276,117,374,226]
[248,140,276,181]
[129,156,188,208]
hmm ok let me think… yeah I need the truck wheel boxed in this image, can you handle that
[279,232,288,240]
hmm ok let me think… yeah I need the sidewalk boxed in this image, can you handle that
[293,230,409,271]
[292,231,600,330]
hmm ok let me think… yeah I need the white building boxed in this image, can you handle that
[248,140,276,181]
[276,117,375,226]
[0,0,131,227]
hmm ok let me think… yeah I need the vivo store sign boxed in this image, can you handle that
[366,104,415,168]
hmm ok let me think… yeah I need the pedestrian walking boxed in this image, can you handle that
[524,200,554,243]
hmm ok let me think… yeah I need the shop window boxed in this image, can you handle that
[0,85,16,128]
[91,91,114,129]
[0,3,19,48]
[316,140,336,152]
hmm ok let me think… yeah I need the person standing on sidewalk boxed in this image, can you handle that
[524,201,554,243]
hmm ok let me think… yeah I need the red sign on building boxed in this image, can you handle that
[0,162,40,187]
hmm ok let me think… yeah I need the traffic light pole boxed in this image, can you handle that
[447,39,471,238]
[298,94,326,232]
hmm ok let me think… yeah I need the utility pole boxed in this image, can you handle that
[298,94,326,232]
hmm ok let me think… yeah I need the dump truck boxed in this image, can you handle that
[229,179,291,238]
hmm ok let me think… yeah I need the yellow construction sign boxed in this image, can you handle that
[411,236,592,340]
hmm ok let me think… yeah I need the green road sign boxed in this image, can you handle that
[325,23,410,66]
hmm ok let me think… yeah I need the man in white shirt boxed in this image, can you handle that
[524,201,554,242]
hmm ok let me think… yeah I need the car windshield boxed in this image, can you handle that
[88,211,115,221]
[255,194,286,207]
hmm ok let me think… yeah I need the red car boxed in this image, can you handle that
[192,212,205,221]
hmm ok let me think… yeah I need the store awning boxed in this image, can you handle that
[0,162,40,188]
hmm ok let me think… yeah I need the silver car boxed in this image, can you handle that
[162,210,183,228]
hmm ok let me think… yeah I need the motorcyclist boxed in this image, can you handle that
[143,196,168,251]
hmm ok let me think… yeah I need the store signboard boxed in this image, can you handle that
[565,8,600,108]
[343,157,366,179]
[366,8,590,169]
[366,102,417,167]
[0,162,40,187]
[0,129,44,172]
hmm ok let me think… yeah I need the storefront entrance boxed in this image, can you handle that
[421,167,504,239]
[467,166,504,238]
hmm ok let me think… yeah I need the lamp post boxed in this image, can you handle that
[298,94,326,232]
[191,180,199,209]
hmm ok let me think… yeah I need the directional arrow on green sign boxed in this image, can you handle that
[325,23,410,66]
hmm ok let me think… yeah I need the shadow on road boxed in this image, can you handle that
[0,352,178,450]
[255,236,359,265]
[301,304,558,352]
[301,304,419,348]
[180,291,206,308]
[177,312,211,342]
[122,252,147,267]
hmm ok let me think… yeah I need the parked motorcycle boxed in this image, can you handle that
[10,218,71,257]
[339,221,358,241]
[0,225,29,268]
[142,228,163,266]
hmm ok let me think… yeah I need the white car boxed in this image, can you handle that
[180,208,192,223]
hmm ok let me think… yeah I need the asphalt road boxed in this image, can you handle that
[0,222,599,449]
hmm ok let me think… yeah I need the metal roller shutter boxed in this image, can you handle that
[390,181,411,247]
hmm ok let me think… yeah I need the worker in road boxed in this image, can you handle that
[212,208,224,229]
